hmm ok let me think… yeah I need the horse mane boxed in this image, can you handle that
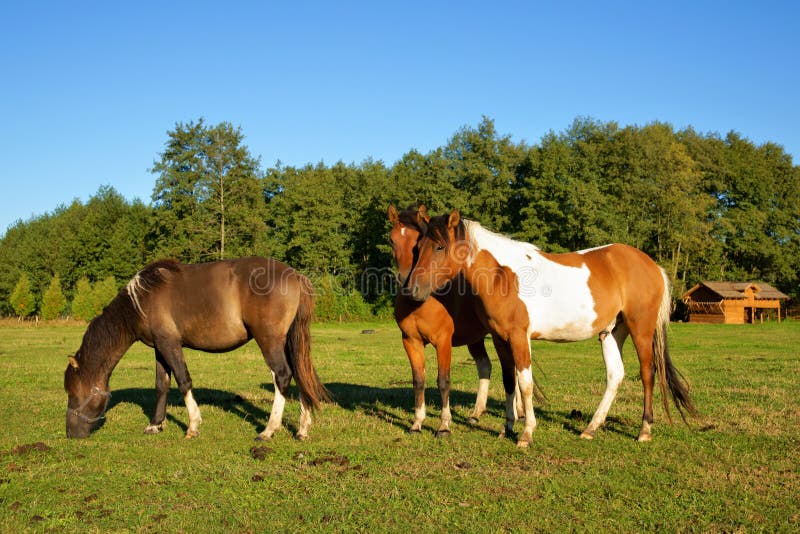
[424,212,467,249]
[71,260,182,382]
[397,204,428,234]
[126,259,182,317]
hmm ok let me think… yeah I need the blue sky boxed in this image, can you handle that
[1,1,798,235]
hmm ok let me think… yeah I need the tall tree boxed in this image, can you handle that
[150,119,264,262]
[9,273,35,318]
[41,274,67,320]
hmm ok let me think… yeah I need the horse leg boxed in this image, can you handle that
[581,323,626,440]
[254,334,293,440]
[435,338,453,437]
[154,338,201,438]
[402,336,427,433]
[144,350,172,434]
[627,322,656,442]
[466,341,491,424]
[508,332,536,448]
[491,334,521,441]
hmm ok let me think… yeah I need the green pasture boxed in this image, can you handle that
[1,320,798,532]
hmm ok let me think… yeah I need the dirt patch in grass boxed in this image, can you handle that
[5,442,51,456]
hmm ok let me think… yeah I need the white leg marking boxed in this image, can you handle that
[471,377,490,421]
[516,366,537,447]
[411,401,426,432]
[259,372,286,440]
[184,390,202,438]
[296,399,312,440]
[582,331,625,439]
[438,397,452,435]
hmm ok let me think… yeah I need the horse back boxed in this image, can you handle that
[141,257,305,350]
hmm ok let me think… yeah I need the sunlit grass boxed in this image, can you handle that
[1,320,798,531]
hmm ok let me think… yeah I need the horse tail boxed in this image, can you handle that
[653,268,698,423]
[285,275,331,410]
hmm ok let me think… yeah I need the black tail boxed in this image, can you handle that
[285,276,331,410]
[655,322,698,424]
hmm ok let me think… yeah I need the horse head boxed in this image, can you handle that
[388,204,429,286]
[64,353,111,438]
[406,209,468,302]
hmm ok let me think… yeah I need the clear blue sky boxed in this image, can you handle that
[2,1,798,235]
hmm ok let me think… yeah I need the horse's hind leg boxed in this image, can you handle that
[581,322,627,440]
[254,334,292,441]
[144,351,172,434]
[628,323,656,442]
[467,341,491,424]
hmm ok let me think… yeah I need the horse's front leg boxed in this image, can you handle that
[402,336,427,433]
[155,338,201,438]
[434,339,454,437]
[144,351,171,434]
[509,332,537,448]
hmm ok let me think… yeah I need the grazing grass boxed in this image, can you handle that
[0,319,798,532]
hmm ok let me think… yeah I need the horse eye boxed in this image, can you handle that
[435,244,445,252]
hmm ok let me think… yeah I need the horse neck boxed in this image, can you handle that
[75,295,138,387]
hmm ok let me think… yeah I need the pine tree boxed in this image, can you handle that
[90,276,118,316]
[71,277,95,321]
[41,274,67,320]
[9,273,35,318]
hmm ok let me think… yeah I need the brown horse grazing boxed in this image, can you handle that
[64,257,330,440]
[388,205,522,436]
[405,210,697,447]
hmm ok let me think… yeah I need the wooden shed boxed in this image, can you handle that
[682,281,789,324]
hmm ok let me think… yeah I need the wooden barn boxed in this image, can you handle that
[682,281,789,324]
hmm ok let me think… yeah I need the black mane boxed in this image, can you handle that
[397,204,428,234]
[424,212,466,247]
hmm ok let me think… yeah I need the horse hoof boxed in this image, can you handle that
[255,434,271,442]
[184,430,199,439]
[637,433,652,443]
[295,433,309,441]
[143,424,163,434]
[579,431,595,440]
[516,439,530,448]
[408,427,422,434]
[435,429,451,438]
[466,416,479,426]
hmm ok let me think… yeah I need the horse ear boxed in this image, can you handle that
[68,356,79,370]
[417,204,430,223]
[448,209,461,229]
[388,205,399,225]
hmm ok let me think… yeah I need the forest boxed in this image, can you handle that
[1,116,798,320]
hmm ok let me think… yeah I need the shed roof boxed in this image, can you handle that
[683,281,789,301]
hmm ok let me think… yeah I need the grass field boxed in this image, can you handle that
[1,319,798,532]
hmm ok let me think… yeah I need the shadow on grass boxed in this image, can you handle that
[105,382,638,441]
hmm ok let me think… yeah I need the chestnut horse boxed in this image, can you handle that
[64,257,329,440]
[389,205,522,436]
[405,210,696,447]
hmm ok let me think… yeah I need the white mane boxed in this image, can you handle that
[126,273,149,318]
[463,220,540,267]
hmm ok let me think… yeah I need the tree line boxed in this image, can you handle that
[2,116,798,320]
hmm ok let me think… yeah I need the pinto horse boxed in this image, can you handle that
[388,205,522,436]
[64,257,330,440]
[405,210,697,447]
